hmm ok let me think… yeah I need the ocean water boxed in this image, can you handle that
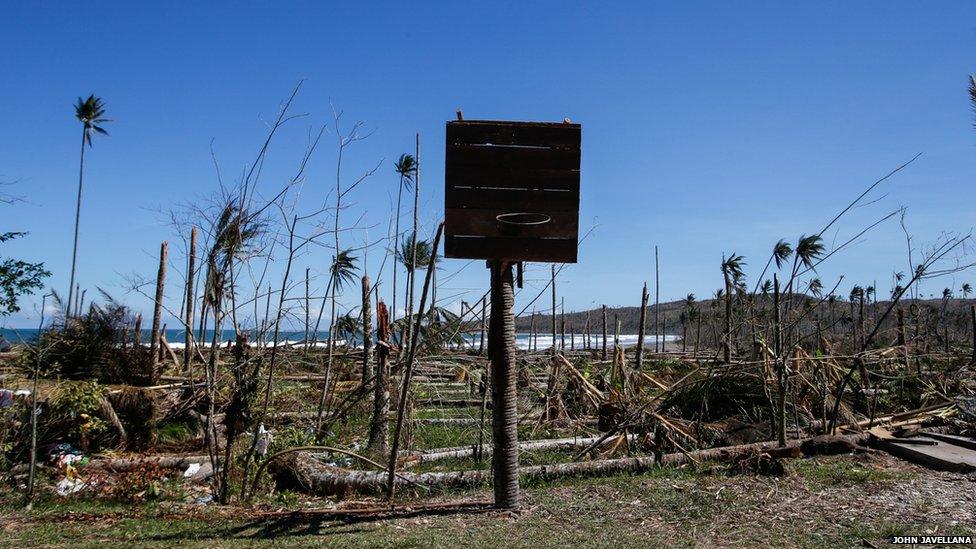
[1,328,677,351]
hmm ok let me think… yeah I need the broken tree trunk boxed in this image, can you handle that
[635,283,648,368]
[272,433,871,498]
[149,241,167,385]
[368,301,390,456]
[602,304,608,361]
[183,227,196,371]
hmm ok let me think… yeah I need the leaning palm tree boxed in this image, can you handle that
[67,95,110,317]
[962,283,972,299]
[773,239,793,269]
[391,154,417,326]
[330,249,359,291]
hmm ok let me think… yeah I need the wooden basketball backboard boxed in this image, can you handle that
[444,119,581,263]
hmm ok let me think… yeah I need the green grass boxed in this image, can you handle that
[1,456,967,548]
[788,457,913,485]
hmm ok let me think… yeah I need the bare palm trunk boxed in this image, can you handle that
[488,261,520,509]
[361,275,373,385]
[149,241,168,385]
[774,274,786,447]
[551,266,557,354]
[183,227,197,370]
[368,301,390,455]
[404,134,421,355]
[386,222,443,499]
[66,127,87,318]
[602,304,608,360]
[654,245,660,353]
[635,283,648,367]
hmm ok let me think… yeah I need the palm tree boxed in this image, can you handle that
[397,234,435,331]
[773,239,793,269]
[309,249,358,345]
[962,283,972,299]
[67,95,110,317]
[330,249,359,291]
[391,154,416,325]
[720,253,746,362]
[809,278,823,299]
[795,234,825,271]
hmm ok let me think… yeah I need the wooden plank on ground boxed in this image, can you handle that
[920,432,976,452]
[870,434,976,473]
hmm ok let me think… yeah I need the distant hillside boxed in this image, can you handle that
[513,296,976,335]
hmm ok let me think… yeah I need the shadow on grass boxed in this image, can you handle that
[143,501,495,542]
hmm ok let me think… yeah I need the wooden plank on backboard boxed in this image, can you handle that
[448,121,581,149]
[445,186,578,211]
[445,208,578,239]
[444,235,577,263]
[445,164,579,191]
[447,144,581,170]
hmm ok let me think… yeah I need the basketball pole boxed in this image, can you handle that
[488,259,520,509]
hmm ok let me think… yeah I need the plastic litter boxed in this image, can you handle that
[255,424,272,456]
[56,478,86,496]
[183,463,202,477]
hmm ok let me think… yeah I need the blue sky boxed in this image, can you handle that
[2,2,976,329]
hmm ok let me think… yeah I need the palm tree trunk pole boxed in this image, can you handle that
[479,297,486,354]
[695,313,702,361]
[585,311,591,350]
[304,268,310,350]
[774,274,786,447]
[487,260,520,509]
[404,133,421,356]
[635,283,648,368]
[529,311,536,353]
[602,304,608,361]
[387,222,443,500]
[25,294,48,509]
[654,245,660,353]
[149,241,168,384]
[183,227,196,370]
[560,297,566,350]
[550,265,557,354]
[66,127,87,319]
[362,275,373,385]
[368,301,390,455]
[970,304,976,365]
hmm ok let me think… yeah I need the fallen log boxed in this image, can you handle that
[403,434,637,465]
[84,454,210,472]
[271,433,870,497]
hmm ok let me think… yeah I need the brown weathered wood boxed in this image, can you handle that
[445,208,578,239]
[444,119,581,263]
[273,433,870,497]
[920,432,976,451]
[445,235,577,263]
[446,186,578,211]
[447,144,580,170]
[870,435,976,472]
[447,120,581,149]
[445,165,579,191]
